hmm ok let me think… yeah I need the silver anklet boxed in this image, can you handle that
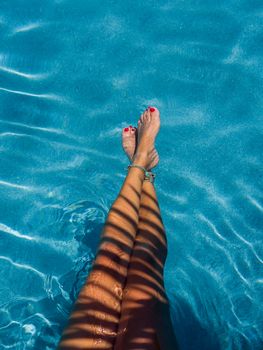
[127,164,155,183]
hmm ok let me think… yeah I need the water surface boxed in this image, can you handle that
[0,1,262,349]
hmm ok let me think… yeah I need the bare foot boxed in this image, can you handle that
[122,124,159,170]
[132,106,160,170]
[122,125,137,162]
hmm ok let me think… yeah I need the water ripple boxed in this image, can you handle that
[0,255,43,278]
[246,194,263,213]
[197,213,228,242]
[0,119,66,136]
[0,65,49,80]
[178,168,230,210]
[0,223,35,241]
[0,87,61,100]
[0,1,262,349]
[224,219,263,264]
[12,22,45,34]
[0,180,34,191]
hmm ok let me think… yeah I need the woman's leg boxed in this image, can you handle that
[114,181,178,350]
[58,109,160,350]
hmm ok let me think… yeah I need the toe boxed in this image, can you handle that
[122,127,130,136]
[148,106,160,128]
[145,109,151,121]
[142,110,148,122]
[139,112,144,123]
[148,106,159,115]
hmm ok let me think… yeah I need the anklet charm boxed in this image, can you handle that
[144,172,155,183]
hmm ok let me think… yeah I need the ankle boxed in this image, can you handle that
[132,152,148,168]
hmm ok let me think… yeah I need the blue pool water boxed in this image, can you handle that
[0,1,262,349]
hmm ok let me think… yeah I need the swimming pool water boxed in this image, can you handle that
[0,1,262,349]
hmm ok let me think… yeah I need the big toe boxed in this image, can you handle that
[148,106,160,125]
[148,106,160,117]
[122,127,130,138]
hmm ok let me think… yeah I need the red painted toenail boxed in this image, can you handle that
[131,128,135,131]
[124,128,129,132]
[129,125,132,128]
[150,107,155,112]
